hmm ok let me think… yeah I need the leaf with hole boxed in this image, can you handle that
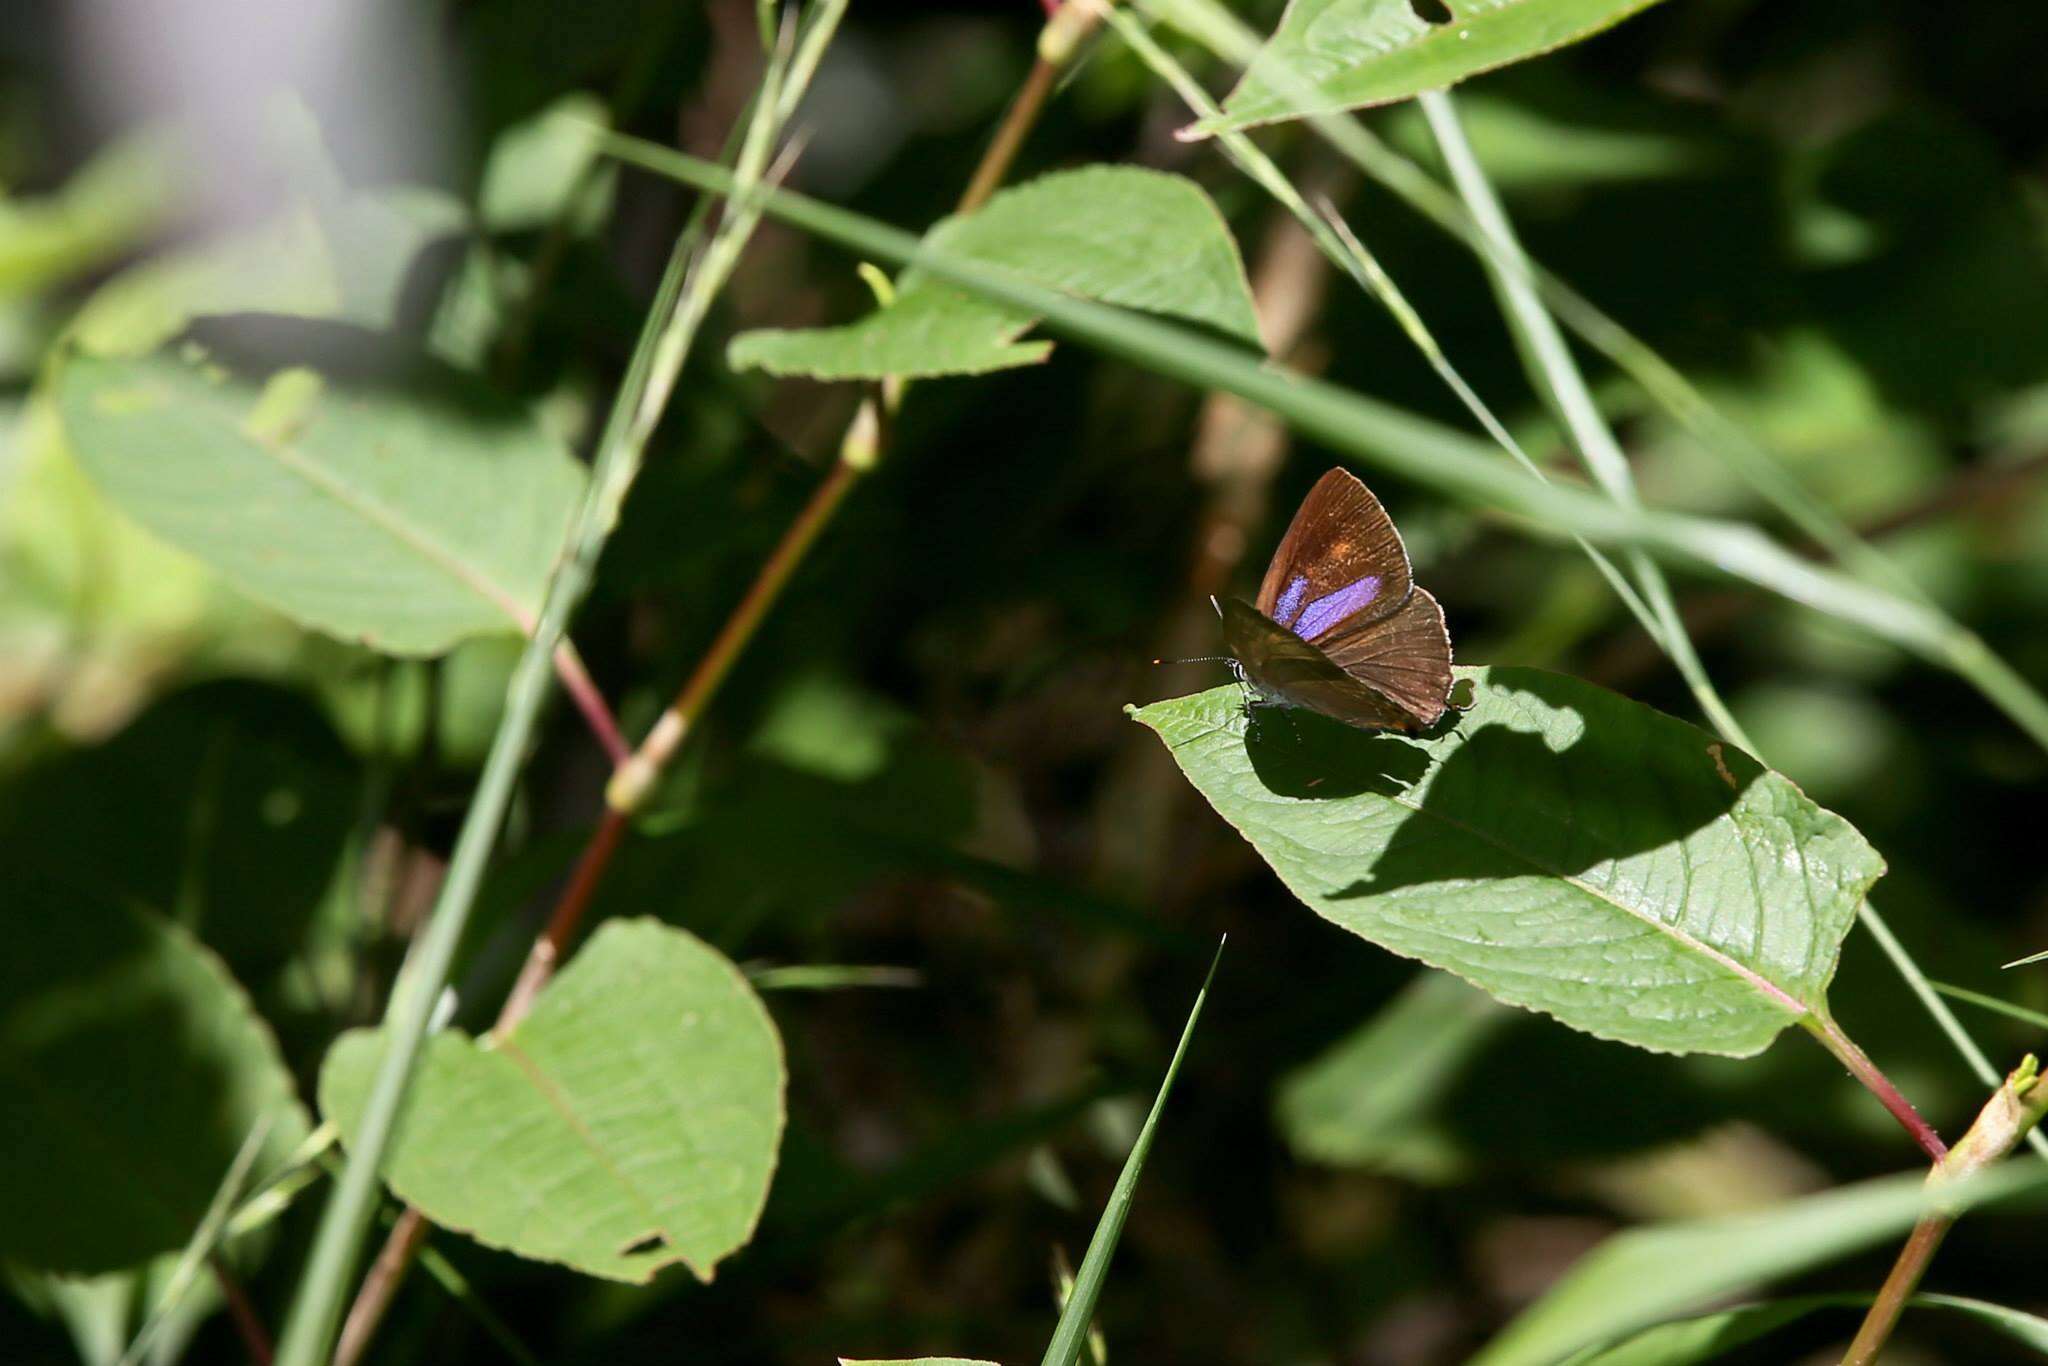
[0,885,309,1275]
[729,166,1262,380]
[1132,668,1883,1057]
[54,327,586,656]
[1188,0,1672,136]
[318,918,785,1283]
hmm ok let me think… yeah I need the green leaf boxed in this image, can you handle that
[318,918,785,1283]
[478,93,614,234]
[842,1360,999,1366]
[1561,1292,2048,1365]
[729,166,1261,380]
[0,681,358,985]
[1131,668,1884,1057]
[1191,0,1670,136]
[1471,1163,2048,1366]
[1275,971,1509,1179]
[0,885,310,1275]
[54,332,586,656]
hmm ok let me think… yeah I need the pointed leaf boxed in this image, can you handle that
[730,166,1261,380]
[1191,0,1671,136]
[53,333,585,656]
[1132,669,1883,1057]
[319,919,785,1283]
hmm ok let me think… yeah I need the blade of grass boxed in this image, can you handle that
[1931,981,2048,1033]
[119,1115,275,1366]
[270,38,807,1366]
[1142,0,1923,603]
[1039,939,1223,1366]
[1417,89,1754,753]
[1139,0,2048,759]
[600,135,2003,693]
[1098,5,1667,656]
[1129,0,2048,1161]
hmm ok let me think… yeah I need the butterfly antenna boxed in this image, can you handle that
[1151,654,1233,666]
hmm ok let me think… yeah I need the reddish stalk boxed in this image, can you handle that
[1840,1212,1951,1365]
[328,11,1087,1358]
[551,643,630,765]
[1803,1015,1948,1163]
[211,1256,275,1365]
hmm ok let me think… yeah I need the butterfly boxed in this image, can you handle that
[1218,467,1453,732]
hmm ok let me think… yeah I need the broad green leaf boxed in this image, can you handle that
[319,918,785,1283]
[1475,1164,2048,1366]
[842,1360,998,1365]
[1561,1292,2048,1365]
[54,333,586,656]
[0,886,310,1274]
[729,166,1261,380]
[1191,0,1670,136]
[1276,971,1509,1179]
[1132,668,1884,1057]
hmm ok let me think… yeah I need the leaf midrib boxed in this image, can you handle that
[1174,711,1811,1019]
[229,390,534,631]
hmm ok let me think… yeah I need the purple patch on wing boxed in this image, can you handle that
[1292,575,1381,640]
[1271,574,1310,628]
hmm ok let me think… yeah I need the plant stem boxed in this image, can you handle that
[333,1210,428,1366]
[1801,1015,1948,1163]
[607,453,862,810]
[495,807,630,1026]
[1840,1213,1951,1365]
[1840,1055,2048,1363]
[550,643,629,764]
[321,8,1074,1357]
[271,34,808,1366]
[210,1256,274,1365]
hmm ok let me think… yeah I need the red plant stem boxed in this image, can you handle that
[331,14,1084,1359]
[333,1208,429,1366]
[551,643,629,765]
[496,808,630,1030]
[211,1256,275,1366]
[1840,1212,1952,1365]
[1803,1015,1948,1163]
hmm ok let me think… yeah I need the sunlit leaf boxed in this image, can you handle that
[54,328,585,656]
[1132,669,1884,1057]
[0,886,310,1274]
[729,166,1261,380]
[319,919,785,1283]
[1190,0,1670,136]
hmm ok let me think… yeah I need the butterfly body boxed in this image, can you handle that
[1222,468,1453,733]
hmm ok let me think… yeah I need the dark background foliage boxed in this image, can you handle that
[4,0,2048,1362]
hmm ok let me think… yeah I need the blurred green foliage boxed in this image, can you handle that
[4,0,2048,1362]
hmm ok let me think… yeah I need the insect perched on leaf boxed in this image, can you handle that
[1218,467,1454,732]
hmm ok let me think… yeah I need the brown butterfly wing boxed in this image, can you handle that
[1218,598,1421,732]
[1254,468,1411,635]
[1316,587,1453,728]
